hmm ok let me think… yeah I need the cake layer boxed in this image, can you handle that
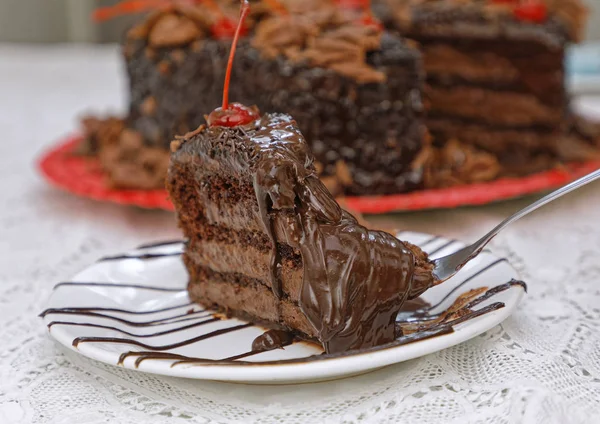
[186,263,317,339]
[421,41,565,107]
[185,239,303,302]
[426,85,562,128]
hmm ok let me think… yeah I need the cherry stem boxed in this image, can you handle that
[263,0,289,16]
[222,0,250,111]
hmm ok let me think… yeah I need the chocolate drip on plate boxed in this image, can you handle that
[251,329,295,352]
[99,252,182,262]
[73,323,253,349]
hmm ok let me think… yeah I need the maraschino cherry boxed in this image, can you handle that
[207,0,259,127]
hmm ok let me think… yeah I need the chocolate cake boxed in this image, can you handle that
[167,111,436,353]
[84,0,599,194]
[374,0,595,180]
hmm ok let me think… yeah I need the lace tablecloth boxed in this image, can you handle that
[1,44,600,424]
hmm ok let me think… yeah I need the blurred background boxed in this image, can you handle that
[0,0,599,43]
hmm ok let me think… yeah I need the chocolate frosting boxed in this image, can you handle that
[172,112,435,353]
[252,7,386,84]
[125,2,253,48]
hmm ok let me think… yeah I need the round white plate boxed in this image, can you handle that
[41,231,525,384]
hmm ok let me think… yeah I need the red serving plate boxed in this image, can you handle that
[39,134,600,213]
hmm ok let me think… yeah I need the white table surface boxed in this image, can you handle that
[1,44,600,424]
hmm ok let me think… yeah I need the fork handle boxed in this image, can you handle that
[471,168,600,252]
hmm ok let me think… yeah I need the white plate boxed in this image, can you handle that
[41,231,525,384]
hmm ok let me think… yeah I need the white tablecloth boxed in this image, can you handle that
[1,44,600,424]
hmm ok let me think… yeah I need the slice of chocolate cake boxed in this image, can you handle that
[167,112,436,353]
[167,0,436,353]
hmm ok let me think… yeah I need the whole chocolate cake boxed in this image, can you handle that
[84,0,600,194]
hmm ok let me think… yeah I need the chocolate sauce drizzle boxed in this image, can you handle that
[39,302,193,318]
[42,308,210,327]
[136,240,185,249]
[72,323,253,349]
[98,252,182,262]
[48,317,220,337]
[53,282,186,292]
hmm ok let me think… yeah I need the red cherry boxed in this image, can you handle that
[358,14,383,30]
[210,17,248,39]
[207,103,259,127]
[513,2,547,23]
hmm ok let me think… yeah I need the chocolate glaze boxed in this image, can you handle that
[251,329,295,352]
[171,113,436,354]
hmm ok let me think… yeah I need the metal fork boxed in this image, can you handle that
[431,168,600,283]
